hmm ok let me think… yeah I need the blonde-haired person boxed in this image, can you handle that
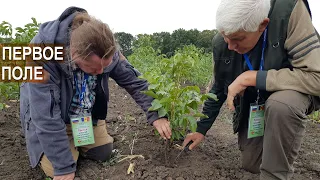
[183,0,320,179]
[20,7,171,180]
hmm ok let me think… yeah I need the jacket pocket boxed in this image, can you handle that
[50,89,55,118]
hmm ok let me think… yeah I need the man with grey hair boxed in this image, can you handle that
[183,0,320,179]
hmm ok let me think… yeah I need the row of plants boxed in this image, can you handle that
[127,43,214,88]
[0,18,40,109]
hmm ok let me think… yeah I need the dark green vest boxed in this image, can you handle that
[212,0,319,133]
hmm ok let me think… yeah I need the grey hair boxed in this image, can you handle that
[216,0,271,35]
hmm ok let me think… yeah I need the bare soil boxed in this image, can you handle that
[0,79,319,180]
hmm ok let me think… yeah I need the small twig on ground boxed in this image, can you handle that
[0,159,5,166]
[129,132,138,155]
[117,155,144,163]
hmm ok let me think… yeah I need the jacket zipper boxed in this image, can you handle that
[50,90,55,118]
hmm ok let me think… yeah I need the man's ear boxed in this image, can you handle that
[259,18,270,32]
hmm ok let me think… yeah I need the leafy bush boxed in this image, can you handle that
[128,44,213,88]
[127,46,163,75]
[139,50,217,141]
[173,45,213,87]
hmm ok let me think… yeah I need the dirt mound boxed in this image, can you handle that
[0,79,319,180]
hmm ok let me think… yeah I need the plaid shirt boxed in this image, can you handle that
[68,51,119,116]
[69,65,97,116]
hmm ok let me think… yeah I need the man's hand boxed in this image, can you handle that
[152,118,172,140]
[227,71,257,110]
[182,132,205,150]
[227,79,247,111]
[53,172,75,180]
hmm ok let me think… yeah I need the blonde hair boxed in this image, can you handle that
[69,12,117,60]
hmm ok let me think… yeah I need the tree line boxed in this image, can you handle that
[115,29,218,57]
[0,18,218,58]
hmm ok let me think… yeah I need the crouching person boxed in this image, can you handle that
[19,6,171,180]
[183,0,320,179]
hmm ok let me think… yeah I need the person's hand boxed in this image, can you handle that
[53,172,75,180]
[227,79,247,111]
[182,132,205,150]
[227,71,257,111]
[152,118,171,140]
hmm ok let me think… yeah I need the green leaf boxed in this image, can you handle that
[0,103,4,110]
[157,90,167,96]
[158,107,167,117]
[148,84,158,90]
[159,97,171,104]
[193,113,208,118]
[15,27,24,33]
[185,116,197,132]
[141,90,158,99]
[179,130,186,138]
[187,101,198,110]
[171,116,178,127]
[25,23,35,28]
[31,17,38,25]
[178,116,185,127]
[171,131,177,140]
[204,93,218,101]
[184,107,190,114]
[148,99,162,111]
[185,86,200,93]
[190,120,197,132]
[186,116,196,123]
[175,132,183,140]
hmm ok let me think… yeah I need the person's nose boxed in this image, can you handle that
[225,38,238,51]
[96,67,104,75]
[96,59,104,74]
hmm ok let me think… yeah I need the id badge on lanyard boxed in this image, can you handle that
[248,102,265,138]
[71,73,95,147]
[244,27,268,139]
